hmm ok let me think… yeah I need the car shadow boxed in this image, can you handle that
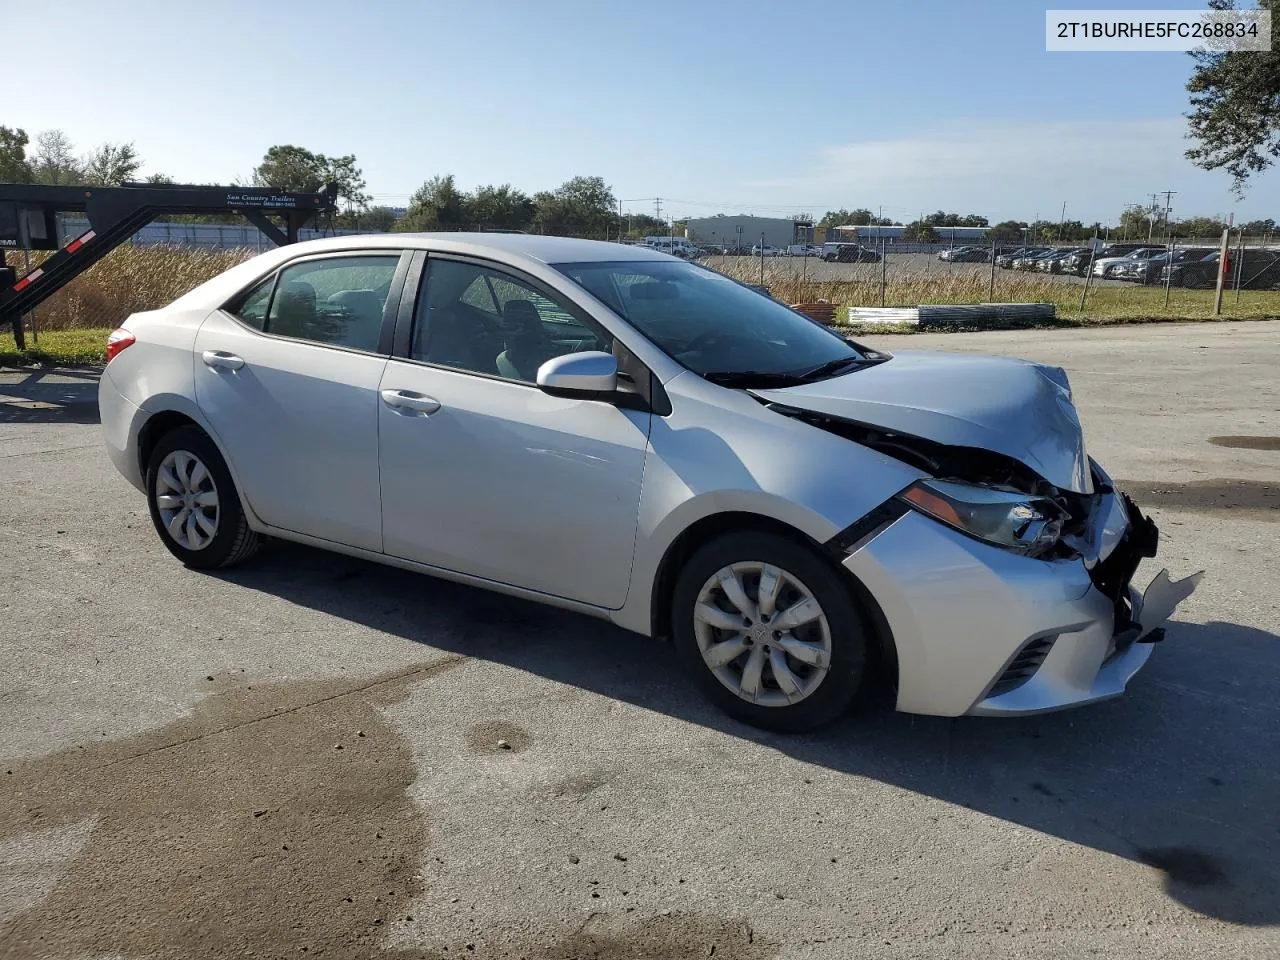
[0,368,101,424]
[216,540,1280,927]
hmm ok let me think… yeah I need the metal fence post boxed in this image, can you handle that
[1234,231,1245,303]
[1163,239,1176,309]
[1078,244,1098,312]
[987,237,997,301]
[758,233,765,287]
[879,238,887,307]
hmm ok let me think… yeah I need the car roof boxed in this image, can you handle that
[260,232,675,265]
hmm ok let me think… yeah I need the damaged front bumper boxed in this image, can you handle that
[839,473,1202,718]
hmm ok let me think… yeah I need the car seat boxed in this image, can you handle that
[496,299,557,381]
[272,281,316,339]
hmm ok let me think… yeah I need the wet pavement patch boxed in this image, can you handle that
[528,913,775,960]
[1208,436,1280,451]
[1118,479,1279,520]
[0,658,466,959]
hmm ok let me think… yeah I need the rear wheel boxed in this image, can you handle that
[145,425,261,570]
[671,531,870,732]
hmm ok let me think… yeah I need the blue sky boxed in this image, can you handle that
[8,0,1276,225]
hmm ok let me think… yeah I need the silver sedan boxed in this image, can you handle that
[99,234,1200,731]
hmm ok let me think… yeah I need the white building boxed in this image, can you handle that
[831,224,988,244]
[685,215,813,251]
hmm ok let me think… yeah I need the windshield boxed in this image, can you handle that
[555,259,867,382]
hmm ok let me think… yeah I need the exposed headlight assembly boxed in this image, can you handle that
[900,479,1066,557]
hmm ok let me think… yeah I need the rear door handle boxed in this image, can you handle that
[202,350,245,371]
[381,389,441,416]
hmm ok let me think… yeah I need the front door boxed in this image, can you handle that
[377,256,650,608]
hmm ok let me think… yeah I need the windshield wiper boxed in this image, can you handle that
[702,370,809,387]
[795,355,877,382]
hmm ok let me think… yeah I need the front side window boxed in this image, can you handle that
[557,259,868,385]
[412,259,611,382]
[265,255,399,351]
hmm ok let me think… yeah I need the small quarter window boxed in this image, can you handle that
[233,276,275,331]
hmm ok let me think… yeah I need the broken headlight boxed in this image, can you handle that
[899,479,1065,558]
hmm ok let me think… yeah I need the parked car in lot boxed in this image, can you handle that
[1059,242,1162,277]
[1116,248,1214,284]
[1013,250,1058,270]
[784,244,825,257]
[751,244,782,257]
[822,243,881,263]
[99,233,1198,731]
[1036,249,1089,274]
[1162,249,1280,289]
[996,247,1047,269]
[1091,247,1164,279]
[940,246,992,263]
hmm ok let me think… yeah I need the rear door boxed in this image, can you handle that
[376,254,651,608]
[194,250,408,551]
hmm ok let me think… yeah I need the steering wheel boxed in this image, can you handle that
[680,331,726,355]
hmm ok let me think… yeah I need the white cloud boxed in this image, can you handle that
[746,118,1277,223]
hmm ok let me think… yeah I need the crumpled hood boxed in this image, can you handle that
[751,350,1093,494]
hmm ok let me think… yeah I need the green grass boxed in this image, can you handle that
[0,328,110,367]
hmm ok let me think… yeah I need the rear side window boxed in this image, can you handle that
[264,255,400,352]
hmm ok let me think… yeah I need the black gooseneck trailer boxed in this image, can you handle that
[0,181,338,349]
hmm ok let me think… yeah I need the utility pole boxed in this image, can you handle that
[1147,193,1160,242]
[1058,201,1067,242]
[1159,190,1176,240]
[654,197,662,225]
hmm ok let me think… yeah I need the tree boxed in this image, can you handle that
[467,184,535,230]
[30,129,84,185]
[335,205,401,231]
[1240,218,1276,235]
[902,221,938,242]
[622,213,668,239]
[253,145,370,208]
[84,142,142,185]
[398,174,470,231]
[144,172,175,185]
[985,220,1028,242]
[0,125,32,182]
[1185,0,1280,193]
[533,175,616,238]
[1170,216,1229,239]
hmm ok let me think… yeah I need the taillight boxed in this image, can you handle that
[106,328,135,363]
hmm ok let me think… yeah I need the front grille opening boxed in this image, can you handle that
[988,635,1057,697]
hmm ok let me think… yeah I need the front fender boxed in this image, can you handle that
[610,373,925,635]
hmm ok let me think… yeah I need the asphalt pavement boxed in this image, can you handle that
[1,322,1277,959]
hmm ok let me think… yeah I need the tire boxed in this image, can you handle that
[145,425,261,570]
[671,531,871,732]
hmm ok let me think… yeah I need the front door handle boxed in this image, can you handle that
[202,350,245,371]
[381,389,441,416]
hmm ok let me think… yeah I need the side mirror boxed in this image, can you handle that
[536,351,618,398]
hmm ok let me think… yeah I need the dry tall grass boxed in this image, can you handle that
[16,245,255,331]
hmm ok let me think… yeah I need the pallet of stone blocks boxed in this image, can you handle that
[845,303,1056,327]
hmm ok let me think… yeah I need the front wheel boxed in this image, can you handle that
[145,425,261,570]
[671,531,871,732]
